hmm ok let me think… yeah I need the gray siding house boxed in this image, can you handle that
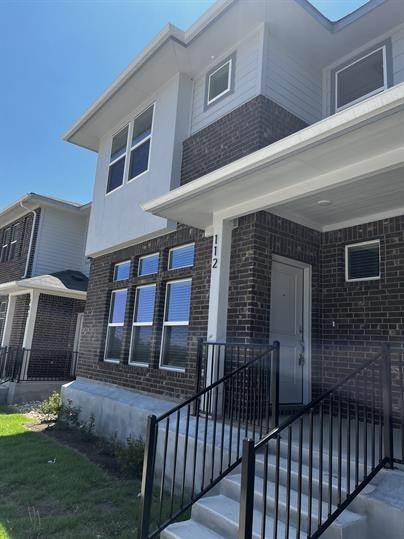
[0,193,89,402]
[63,1,404,538]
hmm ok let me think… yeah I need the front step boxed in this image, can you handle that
[161,439,368,539]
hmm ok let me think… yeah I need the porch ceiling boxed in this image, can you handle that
[143,84,404,232]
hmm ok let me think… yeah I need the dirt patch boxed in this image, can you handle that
[45,425,124,478]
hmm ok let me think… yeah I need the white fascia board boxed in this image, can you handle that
[143,83,404,217]
[0,280,86,300]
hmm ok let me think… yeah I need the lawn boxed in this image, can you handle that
[0,407,139,539]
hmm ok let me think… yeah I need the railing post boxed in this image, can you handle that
[239,438,255,539]
[271,341,280,430]
[381,343,394,468]
[138,414,158,539]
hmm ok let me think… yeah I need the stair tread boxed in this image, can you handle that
[196,494,305,538]
[162,519,225,539]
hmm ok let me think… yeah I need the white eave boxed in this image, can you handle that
[0,278,87,300]
[143,84,404,231]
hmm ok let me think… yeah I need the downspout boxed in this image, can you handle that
[19,201,39,279]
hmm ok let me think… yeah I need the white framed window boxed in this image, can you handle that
[0,228,10,263]
[160,279,192,371]
[345,240,380,282]
[207,58,232,105]
[113,260,131,281]
[138,253,159,276]
[168,243,195,270]
[104,289,128,362]
[129,284,156,366]
[107,125,129,193]
[128,104,154,181]
[335,46,387,111]
[8,224,19,260]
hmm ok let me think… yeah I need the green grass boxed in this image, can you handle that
[0,407,140,539]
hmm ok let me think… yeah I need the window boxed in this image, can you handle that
[113,260,131,281]
[0,228,10,263]
[8,224,19,260]
[138,253,159,276]
[168,243,195,270]
[128,105,154,180]
[104,289,127,362]
[207,57,233,106]
[129,284,156,366]
[160,279,192,371]
[107,125,129,193]
[345,240,380,282]
[335,47,387,111]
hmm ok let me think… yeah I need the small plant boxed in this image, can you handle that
[58,399,81,429]
[38,392,62,421]
[113,436,145,479]
[80,413,96,441]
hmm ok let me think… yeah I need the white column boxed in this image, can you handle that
[20,290,40,380]
[207,217,235,342]
[1,295,17,347]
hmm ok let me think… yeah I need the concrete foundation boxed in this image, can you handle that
[6,380,68,404]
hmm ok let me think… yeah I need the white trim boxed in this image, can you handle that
[1,295,16,347]
[104,288,128,362]
[207,58,232,105]
[168,243,195,270]
[159,278,192,371]
[128,283,156,367]
[138,252,159,276]
[271,255,312,405]
[21,290,40,380]
[345,239,381,282]
[113,260,131,281]
[335,46,387,112]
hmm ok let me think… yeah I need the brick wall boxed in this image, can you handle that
[31,294,85,351]
[180,95,307,185]
[78,226,212,401]
[0,209,41,284]
[9,294,30,347]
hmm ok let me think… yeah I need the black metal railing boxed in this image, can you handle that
[391,343,404,465]
[0,346,78,382]
[0,346,24,382]
[238,344,394,539]
[138,341,279,539]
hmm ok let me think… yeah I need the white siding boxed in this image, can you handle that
[32,207,89,277]
[190,28,262,134]
[322,23,404,117]
[86,72,193,257]
[263,34,322,125]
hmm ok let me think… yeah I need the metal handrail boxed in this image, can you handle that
[139,340,279,539]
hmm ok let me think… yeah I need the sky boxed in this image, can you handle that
[0,0,369,209]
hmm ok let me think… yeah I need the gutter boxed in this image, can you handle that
[19,202,39,279]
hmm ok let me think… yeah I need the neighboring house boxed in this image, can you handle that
[0,193,90,402]
[63,1,404,538]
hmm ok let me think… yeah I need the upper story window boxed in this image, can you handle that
[104,289,127,362]
[205,54,235,108]
[113,260,131,281]
[8,224,19,260]
[335,46,387,111]
[106,104,154,194]
[345,240,380,282]
[138,253,159,276]
[129,105,154,181]
[107,126,129,193]
[0,228,10,263]
[168,243,195,270]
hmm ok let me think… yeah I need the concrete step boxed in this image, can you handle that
[192,494,305,539]
[0,385,9,404]
[221,473,366,536]
[161,519,225,539]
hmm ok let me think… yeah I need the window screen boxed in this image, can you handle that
[104,289,127,361]
[113,261,131,281]
[138,253,159,276]
[346,241,380,281]
[107,126,128,193]
[129,285,156,365]
[208,60,231,104]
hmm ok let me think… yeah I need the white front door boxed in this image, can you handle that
[270,256,309,405]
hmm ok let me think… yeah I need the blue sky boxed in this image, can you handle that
[0,0,369,209]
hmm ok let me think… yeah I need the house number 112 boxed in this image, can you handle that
[212,234,218,269]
